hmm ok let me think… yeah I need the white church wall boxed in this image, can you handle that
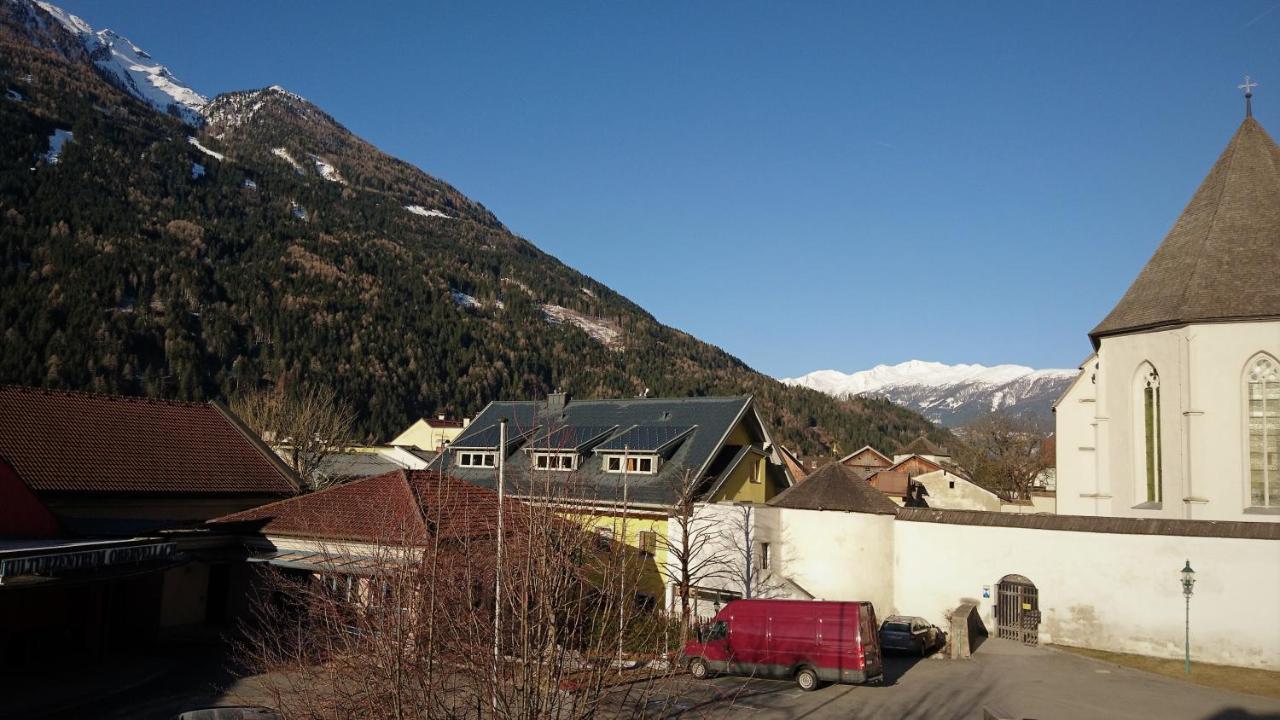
[893,518,1280,670]
[1088,321,1280,522]
[1055,363,1102,516]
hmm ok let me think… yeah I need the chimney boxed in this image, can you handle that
[437,413,446,421]
[547,391,569,414]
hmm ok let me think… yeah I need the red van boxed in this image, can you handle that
[682,599,883,691]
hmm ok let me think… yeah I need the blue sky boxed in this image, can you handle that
[54,1,1280,377]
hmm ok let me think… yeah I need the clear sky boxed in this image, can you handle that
[52,1,1280,377]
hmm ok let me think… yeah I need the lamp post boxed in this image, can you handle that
[1180,560,1196,674]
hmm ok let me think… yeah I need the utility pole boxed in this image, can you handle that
[492,418,507,714]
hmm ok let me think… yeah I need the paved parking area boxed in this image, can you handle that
[636,640,1280,720]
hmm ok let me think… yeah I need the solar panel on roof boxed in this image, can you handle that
[529,426,617,451]
[596,425,693,453]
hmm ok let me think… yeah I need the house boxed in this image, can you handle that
[911,467,1003,512]
[433,392,796,603]
[389,415,470,451]
[865,454,941,505]
[0,385,299,670]
[1056,114,1280,522]
[838,445,894,475]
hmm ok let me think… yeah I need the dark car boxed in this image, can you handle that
[879,615,944,656]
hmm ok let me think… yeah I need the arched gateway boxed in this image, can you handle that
[995,574,1040,645]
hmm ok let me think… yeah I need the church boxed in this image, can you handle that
[1056,102,1280,523]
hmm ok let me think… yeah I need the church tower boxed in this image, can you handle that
[1056,105,1280,522]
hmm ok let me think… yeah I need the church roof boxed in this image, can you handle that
[1091,117,1280,345]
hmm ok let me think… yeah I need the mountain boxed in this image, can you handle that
[0,0,952,457]
[781,360,1076,431]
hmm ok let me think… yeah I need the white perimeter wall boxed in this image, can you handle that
[894,519,1280,670]
[686,503,1280,670]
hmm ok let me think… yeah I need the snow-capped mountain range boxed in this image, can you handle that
[782,360,1077,430]
[33,1,206,124]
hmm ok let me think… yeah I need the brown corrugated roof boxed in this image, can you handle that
[210,470,523,544]
[769,462,898,514]
[895,507,1280,540]
[0,385,297,495]
[1091,117,1280,344]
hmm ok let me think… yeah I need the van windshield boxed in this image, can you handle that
[884,622,911,633]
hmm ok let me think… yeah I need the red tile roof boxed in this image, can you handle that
[0,386,298,496]
[210,470,524,544]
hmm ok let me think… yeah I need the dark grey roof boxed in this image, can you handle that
[1091,117,1280,344]
[312,452,407,484]
[444,396,779,507]
[528,425,618,451]
[768,462,898,515]
[596,425,695,453]
[451,424,538,450]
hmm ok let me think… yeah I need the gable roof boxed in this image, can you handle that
[769,462,898,515]
[442,396,788,507]
[1091,117,1280,344]
[838,445,893,467]
[210,470,516,544]
[895,435,947,457]
[0,386,298,496]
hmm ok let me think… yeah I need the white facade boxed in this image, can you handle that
[1056,321,1280,522]
[913,469,1002,512]
[681,502,1280,670]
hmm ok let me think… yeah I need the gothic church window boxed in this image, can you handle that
[1248,355,1280,508]
[1139,365,1162,504]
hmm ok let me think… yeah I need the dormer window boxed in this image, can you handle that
[456,451,496,468]
[532,451,578,471]
[602,454,658,474]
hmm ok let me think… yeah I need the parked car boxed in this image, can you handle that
[681,599,884,691]
[878,615,944,656]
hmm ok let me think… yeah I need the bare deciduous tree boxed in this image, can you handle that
[952,413,1049,501]
[231,382,355,491]
[720,504,785,600]
[655,471,728,638]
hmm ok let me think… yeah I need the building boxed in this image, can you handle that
[1056,114,1280,522]
[309,444,438,486]
[839,445,894,474]
[892,435,951,464]
[0,386,299,669]
[434,392,796,603]
[389,415,470,451]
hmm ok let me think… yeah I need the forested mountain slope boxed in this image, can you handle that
[0,0,949,455]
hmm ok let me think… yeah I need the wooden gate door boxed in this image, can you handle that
[995,575,1039,646]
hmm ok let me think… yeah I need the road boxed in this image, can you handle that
[627,639,1280,720]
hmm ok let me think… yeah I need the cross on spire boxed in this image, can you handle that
[1239,75,1258,118]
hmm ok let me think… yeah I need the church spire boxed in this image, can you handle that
[1240,75,1258,118]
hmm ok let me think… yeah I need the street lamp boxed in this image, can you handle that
[1181,560,1196,674]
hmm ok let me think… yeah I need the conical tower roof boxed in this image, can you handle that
[1090,117,1280,346]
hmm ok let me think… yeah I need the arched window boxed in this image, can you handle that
[1248,355,1279,508]
[1138,365,1162,504]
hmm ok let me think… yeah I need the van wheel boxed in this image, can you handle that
[796,667,820,691]
[689,658,709,679]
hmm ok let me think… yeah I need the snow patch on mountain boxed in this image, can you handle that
[542,304,621,348]
[271,147,305,175]
[405,205,452,219]
[6,89,24,102]
[35,1,206,125]
[782,360,1076,430]
[310,155,345,184]
[190,162,205,179]
[43,128,72,163]
[187,136,223,161]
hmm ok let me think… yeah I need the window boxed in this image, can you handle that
[601,454,658,474]
[1138,365,1163,504]
[1248,356,1280,508]
[759,542,770,570]
[456,451,496,468]
[638,530,657,556]
[532,452,577,471]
